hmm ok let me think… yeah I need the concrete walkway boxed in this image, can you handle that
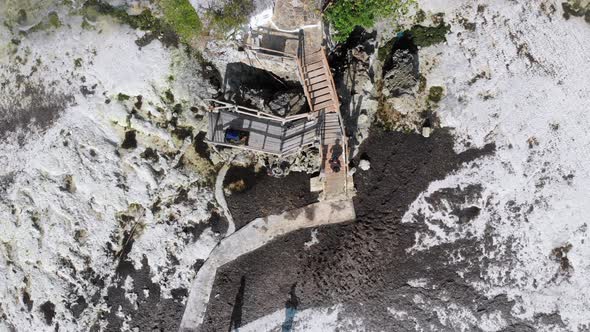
[215,164,235,236]
[179,199,356,332]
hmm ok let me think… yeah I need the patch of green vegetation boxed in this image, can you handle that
[173,103,182,114]
[562,0,589,19]
[83,0,191,47]
[205,0,254,37]
[29,11,62,32]
[117,93,131,101]
[377,21,450,67]
[377,37,396,62]
[74,58,82,68]
[48,12,61,28]
[409,23,450,47]
[172,126,193,140]
[326,0,414,42]
[418,74,427,93]
[81,17,95,30]
[164,89,175,103]
[428,86,444,102]
[83,1,159,30]
[159,0,202,43]
[17,9,28,25]
[415,9,426,23]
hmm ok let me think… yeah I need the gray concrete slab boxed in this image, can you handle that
[179,199,356,332]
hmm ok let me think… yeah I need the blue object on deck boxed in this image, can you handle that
[225,128,249,145]
[225,129,240,141]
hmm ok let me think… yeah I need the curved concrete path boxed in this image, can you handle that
[215,164,235,236]
[179,199,356,332]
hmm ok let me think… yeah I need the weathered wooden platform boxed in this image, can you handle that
[205,103,318,156]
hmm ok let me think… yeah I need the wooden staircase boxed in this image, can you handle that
[297,47,353,200]
[299,48,339,114]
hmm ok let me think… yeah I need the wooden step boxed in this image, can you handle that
[321,105,338,113]
[322,129,342,135]
[304,62,324,72]
[314,100,335,110]
[310,87,331,99]
[324,121,340,127]
[307,74,327,85]
[304,57,323,66]
[305,56,324,67]
[304,52,323,63]
[324,121,340,126]
[313,94,333,104]
[322,127,342,133]
[306,68,325,79]
[322,135,343,142]
[323,123,341,129]
[322,124,340,130]
[309,81,330,92]
[322,126,342,133]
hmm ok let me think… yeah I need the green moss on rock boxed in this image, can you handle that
[117,93,130,101]
[205,0,254,36]
[409,23,450,47]
[428,86,444,102]
[29,11,62,32]
[17,9,28,25]
[561,0,590,22]
[160,0,202,42]
[48,12,61,28]
[326,0,414,42]
[377,37,396,63]
[164,89,175,103]
[415,9,426,23]
[418,74,427,93]
[82,0,180,47]
[83,0,159,30]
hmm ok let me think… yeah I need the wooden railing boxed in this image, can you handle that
[205,99,310,123]
[318,46,340,112]
[244,45,296,58]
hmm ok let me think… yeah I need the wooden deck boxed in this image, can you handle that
[206,109,318,156]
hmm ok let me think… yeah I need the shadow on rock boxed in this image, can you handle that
[200,128,509,331]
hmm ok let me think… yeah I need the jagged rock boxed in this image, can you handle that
[349,97,378,154]
[260,149,320,177]
[359,159,371,171]
[357,113,370,130]
[387,94,420,115]
[352,46,370,63]
[382,49,419,97]
[266,89,307,117]
[223,62,303,116]
[60,174,76,193]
